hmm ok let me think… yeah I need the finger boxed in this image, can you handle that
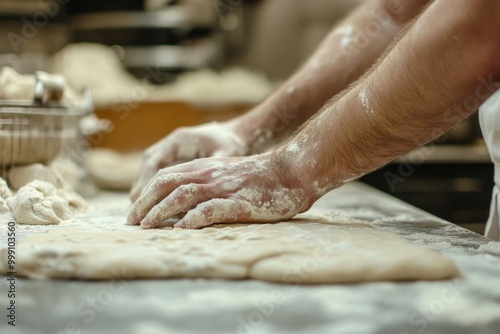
[174,199,242,229]
[130,169,154,202]
[130,157,166,202]
[130,156,184,202]
[127,172,187,225]
[140,184,211,229]
[132,158,221,204]
[130,138,189,202]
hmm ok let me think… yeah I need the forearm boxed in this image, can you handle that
[229,0,431,153]
[280,0,500,199]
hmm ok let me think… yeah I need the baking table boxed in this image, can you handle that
[1,182,500,334]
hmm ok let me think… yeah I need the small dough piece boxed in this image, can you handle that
[0,216,460,283]
[0,177,13,213]
[85,148,142,190]
[8,163,88,214]
[7,180,72,225]
[0,66,35,100]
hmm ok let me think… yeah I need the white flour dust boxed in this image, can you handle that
[250,128,273,153]
[358,87,374,116]
[336,25,356,49]
[286,142,300,153]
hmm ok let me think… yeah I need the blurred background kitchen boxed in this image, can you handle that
[0,0,493,234]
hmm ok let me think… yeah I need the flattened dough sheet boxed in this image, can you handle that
[0,212,459,283]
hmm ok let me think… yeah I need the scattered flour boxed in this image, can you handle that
[476,241,500,255]
[211,171,222,178]
[286,142,300,153]
[358,87,374,116]
[336,25,356,49]
[0,207,459,283]
[250,128,273,153]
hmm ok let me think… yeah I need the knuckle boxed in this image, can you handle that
[177,183,198,196]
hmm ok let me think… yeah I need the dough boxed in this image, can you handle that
[0,178,12,213]
[8,163,66,190]
[8,163,88,213]
[85,148,142,190]
[0,66,35,100]
[7,180,72,225]
[0,213,459,283]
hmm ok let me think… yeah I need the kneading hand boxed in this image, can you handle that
[127,153,316,229]
[130,122,248,202]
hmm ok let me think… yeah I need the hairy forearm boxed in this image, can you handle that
[280,0,500,198]
[229,0,431,153]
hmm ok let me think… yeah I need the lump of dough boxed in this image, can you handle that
[7,180,73,225]
[0,177,12,213]
[0,67,35,100]
[8,163,66,191]
[8,163,88,213]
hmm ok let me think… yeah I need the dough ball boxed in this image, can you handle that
[0,177,12,199]
[7,180,71,225]
[0,178,12,213]
[0,67,35,100]
[8,163,89,218]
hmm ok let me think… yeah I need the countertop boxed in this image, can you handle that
[1,182,500,334]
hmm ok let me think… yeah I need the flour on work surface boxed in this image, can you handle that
[477,241,500,255]
[0,209,459,283]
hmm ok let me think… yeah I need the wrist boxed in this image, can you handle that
[225,108,276,154]
[273,139,342,202]
[270,148,321,211]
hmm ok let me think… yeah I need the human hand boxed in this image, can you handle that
[130,122,248,202]
[127,152,318,229]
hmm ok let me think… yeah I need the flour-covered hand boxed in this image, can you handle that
[127,152,317,229]
[130,122,248,202]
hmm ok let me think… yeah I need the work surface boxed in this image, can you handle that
[1,182,500,334]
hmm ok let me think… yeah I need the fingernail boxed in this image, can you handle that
[140,221,152,229]
[173,222,184,229]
